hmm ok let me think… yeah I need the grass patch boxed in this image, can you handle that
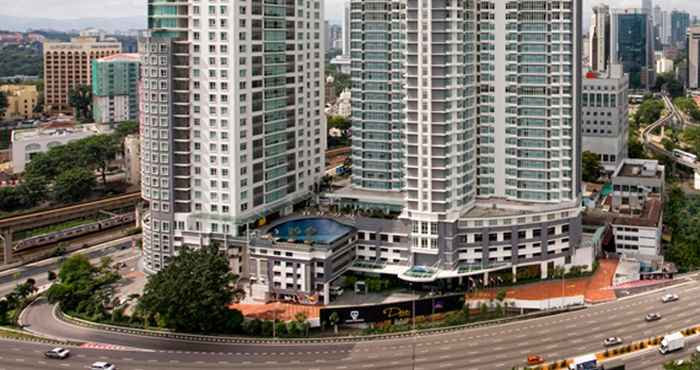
[15,216,102,240]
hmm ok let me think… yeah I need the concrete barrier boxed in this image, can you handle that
[55,304,587,345]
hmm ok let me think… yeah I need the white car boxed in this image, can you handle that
[44,347,70,359]
[603,337,623,347]
[90,362,116,370]
[661,294,679,303]
[696,345,700,353]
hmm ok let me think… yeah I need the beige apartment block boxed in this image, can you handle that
[43,36,121,113]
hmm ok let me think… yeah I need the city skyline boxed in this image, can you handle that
[3,0,700,23]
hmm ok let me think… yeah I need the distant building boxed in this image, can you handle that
[325,75,336,105]
[0,85,39,121]
[611,9,655,89]
[91,53,141,124]
[43,36,122,113]
[655,52,674,74]
[688,27,700,89]
[671,10,690,48]
[10,119,112,173]
[582,65,629,172]
[342,1,351,56]
[330,55,351,75]
[590,4,611,72]
[609,159,665,257]
[123,134,140,186]
[336,89,351,118]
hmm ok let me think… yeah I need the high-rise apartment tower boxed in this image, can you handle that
[139,0,326,273]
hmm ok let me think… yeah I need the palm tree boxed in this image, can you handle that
[329,312,340,335]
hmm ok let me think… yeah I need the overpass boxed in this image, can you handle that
[642,95,699,171]
[0,192,141,265]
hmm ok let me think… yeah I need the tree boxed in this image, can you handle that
[663,353,700,369]
[0,91,7,116]
[52,168,96,203]
[628,130,647,159]
[328,115,351,130]
[68,85,92,122]
[329,311,340,334]
[496,288,507,303]
[15,175,48,207]
[661,137,676,151]
[46,254,119,317]
[666,79,685,99]
[82,135,118,185]
[634,98,665,127]
[138,245,245,333]
[113,121,139,140]
[582,151,604,182]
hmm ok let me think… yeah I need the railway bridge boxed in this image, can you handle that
[0,192,141,265]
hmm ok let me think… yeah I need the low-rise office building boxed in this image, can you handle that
[0,85,39,121]
[609,159,665,257]
[11,120,112,173]
[582,65,629,172]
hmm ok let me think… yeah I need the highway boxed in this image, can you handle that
[14,273,700,370]
[0,237,137,296]
[642,95,699,171]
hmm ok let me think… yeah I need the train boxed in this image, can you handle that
[672,149,698,164]
[13,213,135,252]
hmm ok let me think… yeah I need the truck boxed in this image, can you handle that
[568,354,597,370]
[659,332,685,354]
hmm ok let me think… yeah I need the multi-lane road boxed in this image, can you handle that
[0,237,137,296]
[8,273,700,370]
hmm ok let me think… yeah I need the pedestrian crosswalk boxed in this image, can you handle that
[80,342,129,351]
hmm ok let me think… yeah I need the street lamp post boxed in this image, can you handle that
[412,283,416,370]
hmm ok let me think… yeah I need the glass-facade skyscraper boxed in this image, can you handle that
[611,9,654,89]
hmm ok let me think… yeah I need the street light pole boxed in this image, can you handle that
[412,283,416,370]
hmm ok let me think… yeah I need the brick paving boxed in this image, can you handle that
[231,302,321,321]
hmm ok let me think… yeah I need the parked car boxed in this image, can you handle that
[661,293,679,303]
[603,337,623,347]
[44,348,70,359]
[330,286,344,297]
[90,362,116,370]
[527,355,545,365]
[645,313,662,322]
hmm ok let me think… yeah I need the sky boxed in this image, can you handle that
[1,0,699,22]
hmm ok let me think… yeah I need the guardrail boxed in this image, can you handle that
[55,304,586,345]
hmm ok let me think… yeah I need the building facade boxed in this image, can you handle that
[589,4,611,72]
[611,9,654,89]
[139,0,326,274]
[582,65,629,172]
[43,36,122,113]
[123,134,140,186]
[609,159,664,257]
[0,85,38,121]
[349,0,405,191]
[11,122,111,173]
[671,10,690,48]
[688,27,700,89]
[92,53,141,124]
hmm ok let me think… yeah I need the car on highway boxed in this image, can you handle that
[661,293,679,303]
[44,348,70,359]
[645,313,662,322]
[603,337,623,347]
[527,355,545,365]
[90,361,116,370]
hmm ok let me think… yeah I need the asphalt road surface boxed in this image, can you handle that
[16,275,700,370]
[0,238,136,296]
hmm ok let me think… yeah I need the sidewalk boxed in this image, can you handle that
[231,302,321,321]
[466,259,619,303]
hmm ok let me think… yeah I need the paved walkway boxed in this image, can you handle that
[466,259,619,303]
[231,302,321,321]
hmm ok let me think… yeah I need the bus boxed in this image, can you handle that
[673,149,698,163]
